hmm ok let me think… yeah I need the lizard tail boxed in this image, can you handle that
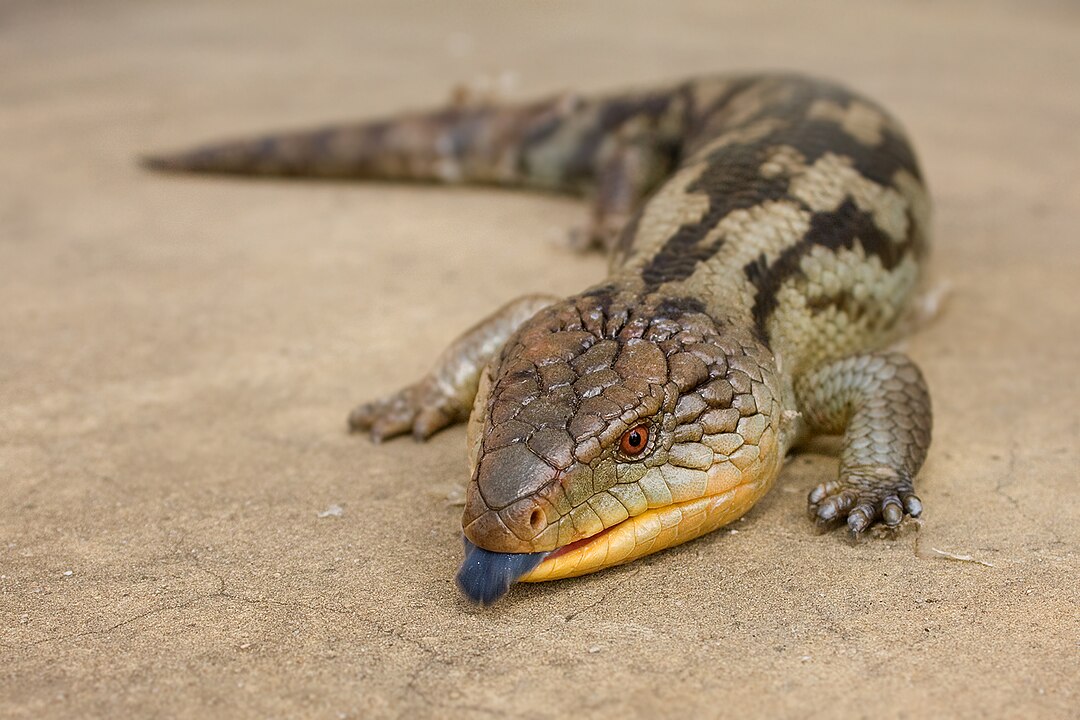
[144,93,586,190]
[142,87,685,196]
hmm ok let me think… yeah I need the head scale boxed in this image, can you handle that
[456,288,783,604]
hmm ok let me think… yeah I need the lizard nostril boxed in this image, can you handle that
[529,508,545,531]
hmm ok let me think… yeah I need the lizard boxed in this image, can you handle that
[145,73,933,606]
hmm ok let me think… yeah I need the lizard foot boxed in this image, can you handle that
[349,295,558,443]
[348,378,463,443]
[807,465,923,535]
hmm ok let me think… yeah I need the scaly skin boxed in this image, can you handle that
[147,73,933,605]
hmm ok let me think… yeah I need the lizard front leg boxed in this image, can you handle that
[348,294,558,442]
[795,352,932,534]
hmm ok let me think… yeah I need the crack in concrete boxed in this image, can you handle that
[8,564,374,651]
[993,442,1065,547]
[390,572,647,713]
[565,568,642,621]
[994,443,1022,511]
[18,593,216,649]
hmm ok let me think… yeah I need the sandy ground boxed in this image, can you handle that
[1,0,1078,717]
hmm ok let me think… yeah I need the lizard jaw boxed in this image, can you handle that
[519,483,761,582]
[455,480,765,606]
[456,442,784,605]
[457,481,768,604]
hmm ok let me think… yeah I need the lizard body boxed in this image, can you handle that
[148,74,932,605]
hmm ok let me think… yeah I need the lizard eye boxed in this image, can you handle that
[619,424,650,457]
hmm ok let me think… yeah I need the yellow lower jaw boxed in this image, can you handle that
[519,483,761,582]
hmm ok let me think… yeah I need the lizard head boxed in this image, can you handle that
[456,288,786,604]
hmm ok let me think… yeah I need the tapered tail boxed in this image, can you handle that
[143,95,579,189]
[143,86,685,196]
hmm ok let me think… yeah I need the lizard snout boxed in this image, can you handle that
[462,442,558,553]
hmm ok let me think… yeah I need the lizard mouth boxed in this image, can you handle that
[456,483,759,605]
[519,486,756,582]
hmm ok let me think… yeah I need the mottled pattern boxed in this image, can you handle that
[148,73,934,605]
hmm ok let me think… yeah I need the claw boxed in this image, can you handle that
[413,406,452,440]
[881,496,904,526]
[348,376,464,444]
[347,405,375,433]
[847,503,875,533]
[370,414,413,442]
[808,480,839,505]
[819,489,857,522]
[807,472,922,536]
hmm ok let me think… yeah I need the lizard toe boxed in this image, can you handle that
[808,469,923,536]
[349,379,463,443]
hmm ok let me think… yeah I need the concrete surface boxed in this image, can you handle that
[1,1,1077,717]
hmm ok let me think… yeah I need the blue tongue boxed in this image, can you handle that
[456,537,548,606]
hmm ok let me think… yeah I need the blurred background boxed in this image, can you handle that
[2,2,1077,719]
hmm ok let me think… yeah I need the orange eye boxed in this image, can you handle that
[619,424,650,456]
